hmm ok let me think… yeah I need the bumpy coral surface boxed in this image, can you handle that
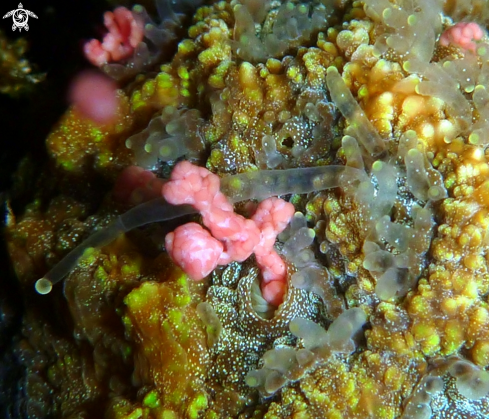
[6,0,489,418]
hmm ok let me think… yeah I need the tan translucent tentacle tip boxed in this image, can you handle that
[35,278,53,295]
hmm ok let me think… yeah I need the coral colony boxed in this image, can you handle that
[8,0,489,418]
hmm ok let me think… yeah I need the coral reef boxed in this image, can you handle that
[6,0,489,418]
[0,29,44,96]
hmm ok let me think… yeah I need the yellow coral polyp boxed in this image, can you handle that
[440,297,459,317]
[459,225,482,247]
[463,254,484,270]
[419,122,436,140]
[422,335,441,356]
[452,295,474,313]
[142,79,156,97]
[177,39,196,55]
[471,341,489,367]
[474,179,489,206]
[401,95,428,120]
[450,270,471,293]
[442,319,465,354]
[389,333,412,354]
[473,307,489,325]
[413,323,438,342]
[198,43,231,67]
[232,110,250,127]
[162,410,178,419]
[384,366,404,390]
[208,60,232,88]
[156,73,175,91]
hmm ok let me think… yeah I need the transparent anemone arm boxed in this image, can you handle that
[222,165,362,202]
[35,199,196,294]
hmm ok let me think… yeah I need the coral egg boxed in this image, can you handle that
[69,70,119,124]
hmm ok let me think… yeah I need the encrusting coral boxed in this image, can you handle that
[6,0,489,418]
[0,29,44,96]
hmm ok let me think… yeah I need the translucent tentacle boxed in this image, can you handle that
[221,165,363,202]
[35,200,196,294]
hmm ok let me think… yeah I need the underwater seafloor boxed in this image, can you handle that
[4,0,489,418]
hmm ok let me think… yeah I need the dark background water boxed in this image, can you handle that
[0,1,113,417]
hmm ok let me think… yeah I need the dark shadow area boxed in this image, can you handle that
[0,1,109,417]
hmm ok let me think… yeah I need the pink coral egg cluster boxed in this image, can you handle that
[84,7,144,67]
[163,161,223,210]
[162,161,295,305]
[252,197,294,305]
[165,223,224,280]
[69,70,120,125]
[439,22,485,53]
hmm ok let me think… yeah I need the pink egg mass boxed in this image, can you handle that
[69,70,120,125]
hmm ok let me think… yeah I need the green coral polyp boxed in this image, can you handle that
[124,282,156,309]
[130,90,145,111]
[168,308,184,325]
[187,394,208,419]
[94,265,108,283]
[120,260,141,277]
[142,79,156,96]
[143,390,160,408]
